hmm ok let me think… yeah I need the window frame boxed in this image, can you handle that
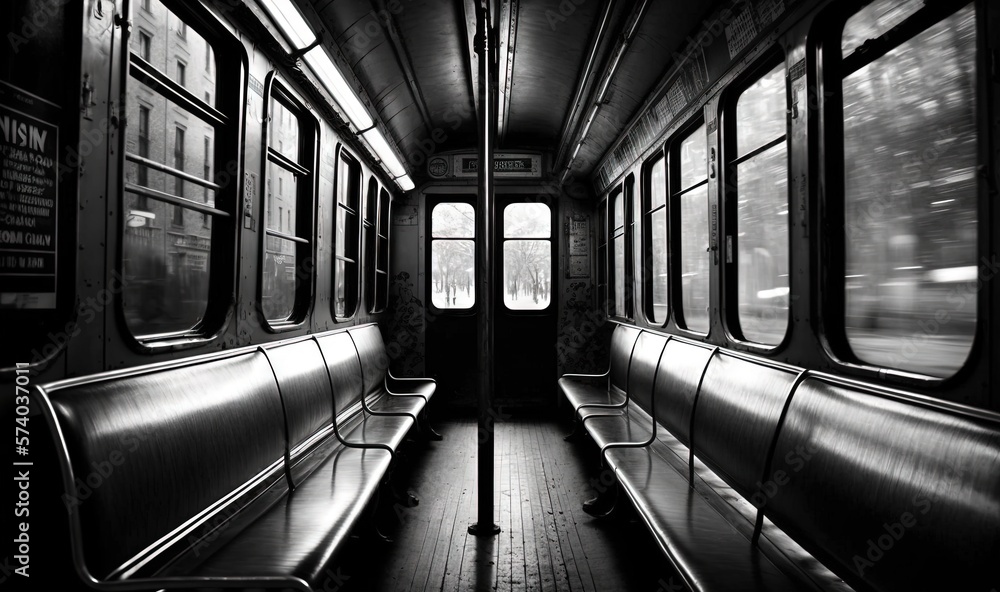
[596,198,609,315]
[607,175,635,321]
[720,52,791,349]
[364,180,392,314]
[119,0,244,346]
[669,117,712,336]
[818,0,983,383]
[426,196,478,314]
[333,146,363,320]
[642,149,669,326]
[500,199,555,314]
[258,74,318,330]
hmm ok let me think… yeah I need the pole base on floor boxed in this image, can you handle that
[468,522,501,537]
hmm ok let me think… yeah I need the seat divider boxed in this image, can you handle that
[598,335,673,467]
[575,328,643,414]
[311,335,396,458]
[347,331,419,421]
[751,368,811,544]
[687,346,721,484]
[257,346,296,492]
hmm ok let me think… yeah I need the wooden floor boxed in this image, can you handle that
[338,413,677,592]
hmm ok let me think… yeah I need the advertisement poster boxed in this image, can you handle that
[0,81,59,309]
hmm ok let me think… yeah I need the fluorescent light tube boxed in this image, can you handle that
[303,48,374,130]
[362,128,406,178]
[395,175,415,192]
[257,0,316,51]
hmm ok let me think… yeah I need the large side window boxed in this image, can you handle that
[262,81,314,325]
[596,199,608,314]
[431,202,475,309]
[609,176,634,319]
[726,60,789,345]
[837,0,977,378]
[122,0,235,338]
[672,122,710,333]
[374,186,392,313]
[643,153,668,324]
[334,149,362,318]
[364,180,392,313]
[503,203,552,310]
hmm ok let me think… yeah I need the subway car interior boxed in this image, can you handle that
[2,0,999,590]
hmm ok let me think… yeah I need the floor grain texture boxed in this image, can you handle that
[336,414,678,592]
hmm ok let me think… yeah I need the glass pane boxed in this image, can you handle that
[432,203,475,238]
[132,0,216,106]
[504,240,551,310]
[614,234,626,317]
[613,189,624,231]
[679,124,708,191]
[649,156,666,211]
[649,208,668,323]
[262,237,297,321]
[504,203,550,238]
[843,5,977,378]
[366,182,378,223]
[842,0,923,59]
[680,185,710,333]
[378,189,391,237]
[125,79,215,196]
[337,157,359,210]
[333,259,348,317]
[377,235,389,274]
[335,205,351,258]
[122,192,211,336]
[736,62,786,157]
[431,239,475,309]
[267,162,297,233]
[737,143,789,344]
[269,99,300,162]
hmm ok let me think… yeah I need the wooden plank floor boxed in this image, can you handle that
[338,413,679,592]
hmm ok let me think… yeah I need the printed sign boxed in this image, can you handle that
[453,153,541,178]
[0,82,59,309]
[567,215,590,278]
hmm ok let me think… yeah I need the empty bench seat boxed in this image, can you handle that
[583,338,822,591]
[37,325,429,591]
[558,324,640,421]
[763,377,1000,592]
[565,327,1000,592]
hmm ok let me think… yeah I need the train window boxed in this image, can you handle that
[597,199,608,314]
[673,123,710,333]
[364,180,392,314]
[726,60,789,346]
[642,153,668,324]
[609,177,634,319]
[262,82,314,325]
[122,0,231,338]
[335,150,362,318]
[374,187,391,312]
[431,202,475,309]
[503,203,551,310]
[838,1,978,377]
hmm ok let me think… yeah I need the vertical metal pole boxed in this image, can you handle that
[469,0,500,537]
